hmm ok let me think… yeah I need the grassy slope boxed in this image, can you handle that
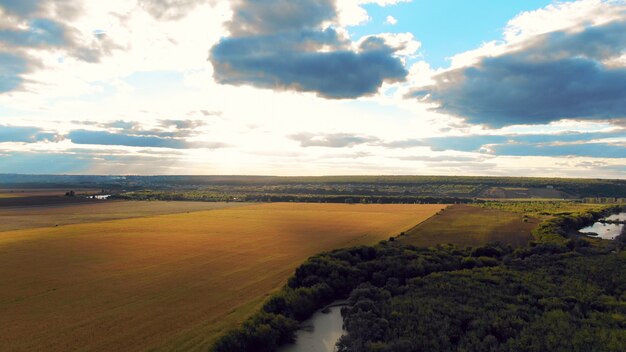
[0,203,443,352]
[400,204,537,248]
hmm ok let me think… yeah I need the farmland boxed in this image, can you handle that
[400,204,538,248]
[0,202,443,351]
[0,200,249,232]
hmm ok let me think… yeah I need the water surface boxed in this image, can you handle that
[279,304,346,352]
[579,212,625,240]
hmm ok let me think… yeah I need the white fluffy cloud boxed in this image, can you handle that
[0,0,624,177]
[447,0,626,69]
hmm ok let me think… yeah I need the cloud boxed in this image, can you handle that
[410,18,626,127]
[0,149,186,174]
[493,143,625,158]
[288,129,625,158]
[0,0,120,93]
[0,125,61,143]
[195,110,222,117]
[385,130,626,158]
[102,120,141,131]
[397,155,483,162]
[0,18,68,47]
[0,0,44,17]
[71,119,207,139]
[386,15,397,25]
[138,0,212,20]
[0,0,81,19]
[159,119,206,130]
[209,0,409,98]
[67,129,226,149]
[0,151,91,174]
[0,52,30,93]
[226,0,337,36]
[290,132,380,147]
[382,138,427,149]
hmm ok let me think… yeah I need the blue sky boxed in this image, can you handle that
[349,0,562,68]
[0,0,624,177]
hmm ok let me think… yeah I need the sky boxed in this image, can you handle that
[0,0,625,177]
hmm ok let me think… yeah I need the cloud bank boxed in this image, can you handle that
[209,0,409,98]
[290,132,379,147]
[0,121,226,150]
[290,130,626,158]
[68,130,226,149]
[0,0,120,93]
[410,18,626,127]
[0,125,60,143]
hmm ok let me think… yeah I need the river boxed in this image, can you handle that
[579,212,626,240]
[278,303,346,352]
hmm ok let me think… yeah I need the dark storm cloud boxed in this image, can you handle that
[290,132,380,148]
[0,125,61,143]
[68,130,226,149]
[410,20,626,127]
[209,0,408,98]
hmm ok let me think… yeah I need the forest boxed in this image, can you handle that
[211,205,626,352]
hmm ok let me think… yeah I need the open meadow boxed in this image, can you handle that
[0,202,444,351]
[401,204,538,248]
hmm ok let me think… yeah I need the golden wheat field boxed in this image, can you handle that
[0,202,444,351]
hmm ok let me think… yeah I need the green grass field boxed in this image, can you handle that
[400,204,538,248]
[473,201,605,217]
